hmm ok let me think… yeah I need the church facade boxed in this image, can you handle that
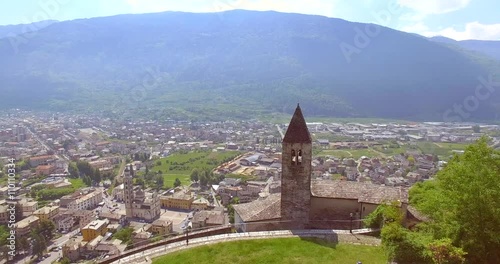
[233,105,409,232]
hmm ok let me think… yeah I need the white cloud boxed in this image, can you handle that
[397,0,470,14]
[422,22,500,40]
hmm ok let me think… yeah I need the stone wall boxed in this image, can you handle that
[280,142,312,229]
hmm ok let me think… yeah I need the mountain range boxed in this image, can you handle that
[0,10,499,121]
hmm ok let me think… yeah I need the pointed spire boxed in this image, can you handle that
[283,104,311,143]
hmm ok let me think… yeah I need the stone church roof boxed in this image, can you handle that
[233,194,281,222]
[311,180,409,205]
[283,104,312,143]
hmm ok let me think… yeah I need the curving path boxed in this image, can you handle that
[114,228,380,264]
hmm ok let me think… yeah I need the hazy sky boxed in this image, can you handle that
[1,0,499,40]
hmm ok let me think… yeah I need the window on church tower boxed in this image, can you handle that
[297,150,302,164]
[291,149,296,165]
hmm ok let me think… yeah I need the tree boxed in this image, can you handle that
[135,177,145,186]
[429,238,466,264]
[409,137,500,263]
[199,174,208,187]
[17,236,29,254]
[472,125,480,133]
[60,257,71,264]
[155,175,164,189]
[190,169,199,182]
[92,168,102,184]
[36,219,56,240]
[31,233,47,259]
[113,227,133,244]
[82,175,92,186]
[68,162,79,178]
[173,178,181,188]
[407,155,415,165]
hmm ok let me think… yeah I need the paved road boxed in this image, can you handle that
[39,251,62,264]
[14,229,79,264]
[210,188,221,207]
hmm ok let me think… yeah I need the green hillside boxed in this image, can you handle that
[1,10,499,121]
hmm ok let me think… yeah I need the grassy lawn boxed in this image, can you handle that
[372,145,411,156]
[311,133,355,142]
[152,238,387,264]
[69,178,87,189]
[435,142,469,150]
[152,151,241,187]
[331,173,343,180]
[163,173,191,187]
[416,142,459,156]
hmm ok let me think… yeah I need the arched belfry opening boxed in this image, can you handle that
[291,149,296,165]
[297,150,302,165]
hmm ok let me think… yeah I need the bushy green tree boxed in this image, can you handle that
[409,137,500,263]
[68,162,79,178]
[155,175,164,189]
[190,168,199,182]
[173,178,181,187]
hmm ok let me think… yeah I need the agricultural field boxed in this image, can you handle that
[415,142,469,159]
[151,150,241,186]
[317,148,383,159]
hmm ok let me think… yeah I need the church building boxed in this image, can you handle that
[124,164,161,222]
[233,104,409,232]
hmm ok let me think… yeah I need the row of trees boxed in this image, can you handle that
[69,160,113,185]
[190,168,224,187]
[369,137,500,263]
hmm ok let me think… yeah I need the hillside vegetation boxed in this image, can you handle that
[1,10,500,121]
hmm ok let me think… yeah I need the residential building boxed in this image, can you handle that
[74,210,94,229]
[191,209,225,229]
[191,197,210,211]
[35,164,55,176]
[81,219,109,242]
[29,155,55,167]
[160,189,194,210]
[150,219,173,236]
[19,198,38,217]
[0,205,10,224]
[62,237,83,262]
[54,213,75,233]
[67,188,103,211]
[16,215,39,236]
[33,205,59,221]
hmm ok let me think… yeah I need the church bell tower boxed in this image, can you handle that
[280,104,312,229]
[124,164,134,219]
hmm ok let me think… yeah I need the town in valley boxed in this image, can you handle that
[0,108,497,263]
